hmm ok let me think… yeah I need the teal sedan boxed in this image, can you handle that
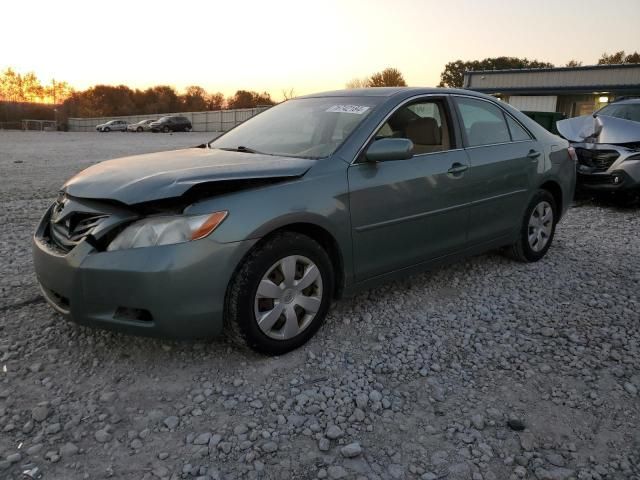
[33,88,575,354]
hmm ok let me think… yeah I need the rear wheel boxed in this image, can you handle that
[507,189,557,262]
[225,232,334,355]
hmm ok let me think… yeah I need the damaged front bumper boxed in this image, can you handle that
[557,114,640,193]
[32,205,256,338]
[573,143,640,192]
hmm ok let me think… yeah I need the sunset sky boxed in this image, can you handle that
[3,0,639,99]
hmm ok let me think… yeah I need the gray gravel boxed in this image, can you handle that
[1,131,639,479]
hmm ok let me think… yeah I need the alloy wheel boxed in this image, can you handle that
[528,201,553,252]
[253,255,323,340]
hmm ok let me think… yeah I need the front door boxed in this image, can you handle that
[348,97,472,281]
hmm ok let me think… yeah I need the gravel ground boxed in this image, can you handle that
[1,131,639,480]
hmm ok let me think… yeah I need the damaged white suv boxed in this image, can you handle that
[557,99,640,201]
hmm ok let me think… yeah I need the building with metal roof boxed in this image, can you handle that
[463,64,640,118]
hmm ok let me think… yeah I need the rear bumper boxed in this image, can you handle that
[32,226,256,339]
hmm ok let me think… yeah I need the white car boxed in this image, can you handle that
[96,120,128,132]
[127,119,156,132]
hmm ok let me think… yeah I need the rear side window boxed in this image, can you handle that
[505,115,532,141]
[455,97,511,147]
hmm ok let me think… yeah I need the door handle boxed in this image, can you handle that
[447,163,469,175]
[527,150,541,159]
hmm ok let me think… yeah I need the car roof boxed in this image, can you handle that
[297,87,492,100]
[610,98,640,105]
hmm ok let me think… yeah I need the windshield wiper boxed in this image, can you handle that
[218,146,263,154]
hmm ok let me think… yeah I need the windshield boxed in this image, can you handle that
[597,103,640,123]
[209,97,382,158]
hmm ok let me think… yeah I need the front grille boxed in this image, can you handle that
[575,148,619,172]
[49,212,108,252]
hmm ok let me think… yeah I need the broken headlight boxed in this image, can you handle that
[107,211,227,251]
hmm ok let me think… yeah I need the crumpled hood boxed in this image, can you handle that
[557,114,640,144]
[63,147,315,205]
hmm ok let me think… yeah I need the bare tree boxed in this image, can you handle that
[281,88,296,101]
[565,59,583,67]
[345,77,369,89]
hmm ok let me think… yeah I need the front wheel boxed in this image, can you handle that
[225,232,334,355]
[137,127,143,132]
[162,126,170,133]
[506,189,557,262]
[104,127,110,132]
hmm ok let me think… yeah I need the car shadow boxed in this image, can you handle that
[573,190,640,210]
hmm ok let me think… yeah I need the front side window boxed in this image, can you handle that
[210,96,382,159]
[374,99,452,154]
[455,97,511,147]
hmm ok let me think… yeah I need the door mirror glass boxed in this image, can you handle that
[365,138,414,162]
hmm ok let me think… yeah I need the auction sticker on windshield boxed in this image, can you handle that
[326,105,370,114]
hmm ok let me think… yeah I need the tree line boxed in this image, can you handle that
[61,85,275,118]
[0,68,73,104]
[437,50,640,88]
[0,68,276,120]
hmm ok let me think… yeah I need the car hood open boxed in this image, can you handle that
[557,114,640,144]
[63,147,315,205]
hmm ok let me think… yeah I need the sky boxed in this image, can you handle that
[2,0,639,100]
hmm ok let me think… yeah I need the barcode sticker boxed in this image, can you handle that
[326,105,370,114]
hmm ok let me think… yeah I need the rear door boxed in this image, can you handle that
[452,95,538,245]
[348,96,473,280]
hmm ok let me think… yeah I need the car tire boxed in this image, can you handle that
[225,232,334,355]
[506,189,557,262]
[104,127,110,132]
[137,127,143,132]
[185,126,192,132]
[162,126,170,133]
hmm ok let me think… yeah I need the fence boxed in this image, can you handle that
[67,107,270,133]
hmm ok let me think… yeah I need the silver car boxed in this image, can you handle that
[96,120,128,132]
[127,119,156,132]
[557,99,640,200]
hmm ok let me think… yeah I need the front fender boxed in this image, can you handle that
[183,159,355,286]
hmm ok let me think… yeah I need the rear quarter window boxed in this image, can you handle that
[505,115,532,141]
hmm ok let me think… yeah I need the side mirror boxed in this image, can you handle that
[365,138,414,162]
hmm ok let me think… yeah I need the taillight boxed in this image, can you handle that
[568,146,578,163]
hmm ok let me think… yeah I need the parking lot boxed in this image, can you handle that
[1,131,639,479]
